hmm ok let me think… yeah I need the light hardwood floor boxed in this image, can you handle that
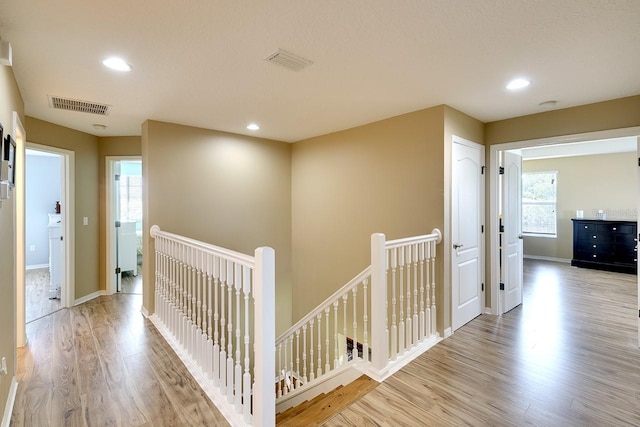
[13,260,640,426]
[324,260,640,426]
[11,293,229,427]
[25,268,61,323]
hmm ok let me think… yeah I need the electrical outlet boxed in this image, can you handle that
[0,356,7,375]
[83,216,89,226]
[29,244,36,252]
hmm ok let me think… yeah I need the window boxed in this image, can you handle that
[522,171,557,236]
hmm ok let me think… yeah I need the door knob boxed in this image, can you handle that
[453,243,464,249]
[518,234,524,239]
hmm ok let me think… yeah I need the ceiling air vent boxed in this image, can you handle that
[265,49,313,72]
[48,95,112,116]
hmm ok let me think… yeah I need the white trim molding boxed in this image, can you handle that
[523,255,571,264]
[74,290,106,306]
[1,376,18,427]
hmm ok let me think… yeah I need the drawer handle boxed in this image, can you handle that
[584,225,588,229]
[593,235,597,239]
[613,227,617,231]
[593,244,597,248]
[593,254,597,258]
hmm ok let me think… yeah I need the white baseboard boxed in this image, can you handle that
[25,264,48,270]
[140,306,150,318]
[1,376,18,427]
[484,307,492,315]
[74,290,106,306]
[443,327,453,338]
[523,255,571,264]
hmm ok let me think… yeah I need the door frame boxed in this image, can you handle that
[18,139,75,344]
[448,135,485,334]
[105,156,142,295]
[488,126,640,317]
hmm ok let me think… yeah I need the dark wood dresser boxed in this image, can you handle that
[571,219,637,274]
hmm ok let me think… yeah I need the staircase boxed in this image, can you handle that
[276,375,378,426]
[149,226,443,426]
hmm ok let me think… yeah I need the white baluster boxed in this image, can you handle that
[342,294,348,362]
[227,261,235,403]
[419,242,425,341]
[219,259,227,394]
[234,265,242,411]
[302,324,308,383]
[316,313,322,379]
[309,319,315,381]
[430,240,437,336]
[213,256,221,386]
[398,246,405,355]
[406,245,412,349]
[333,301,339,368]
[243,265,251,423]
[295,329,300,390]
[390,248,398,360]
[324,307,330,374]
[363,278,369,362]
[412,243,419,346]
[277,343,283,397]
[425,241,432,338]
[352,287,358,361]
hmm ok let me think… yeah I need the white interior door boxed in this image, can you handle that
[452,137,484,331]
[502,151,523,313]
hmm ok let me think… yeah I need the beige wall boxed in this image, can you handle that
[523,152,637,260]
[486,95,640,145]
[26,117,101,300]
[97,136,141,292]
[291,106,455,331]
[141,120,292,334]
[0,65,24,420]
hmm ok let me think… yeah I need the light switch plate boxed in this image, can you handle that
[83,217,88,226]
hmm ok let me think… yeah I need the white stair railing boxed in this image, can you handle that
[275,229,442,403]
[150,225,275,427]
[148,226,441,425]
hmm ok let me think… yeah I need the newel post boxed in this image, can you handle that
[253,247,275,427]
[370,233,388,372]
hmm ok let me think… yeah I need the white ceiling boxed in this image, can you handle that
[519,136,637,160]
[1,1,639,143]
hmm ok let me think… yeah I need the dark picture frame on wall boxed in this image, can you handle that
[2,133,16,186]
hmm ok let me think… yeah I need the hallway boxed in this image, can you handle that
[10,260,640,426]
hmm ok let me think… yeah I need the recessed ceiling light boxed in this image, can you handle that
[102,57,132,72]
[247,123,260,131]
[506,78,530,91]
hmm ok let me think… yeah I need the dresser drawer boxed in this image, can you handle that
[577,229,611,242]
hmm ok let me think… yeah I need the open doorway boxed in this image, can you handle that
[489,129,640,342]
[18,141,74,339]
[107,157,143,295]
[24,148,64,322]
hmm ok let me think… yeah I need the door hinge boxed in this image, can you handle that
[115,174,121,181]
[481,225,484,233]
[499,166,505,175]
[481,165,485,175]
[499,225,504,233]
[115,267,121,274]
[115,221,121,228]
[481,283,484,291]
[500,283,505,291]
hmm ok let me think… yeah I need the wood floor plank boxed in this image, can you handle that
[12,293,228,427]
[324,260,640,426]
